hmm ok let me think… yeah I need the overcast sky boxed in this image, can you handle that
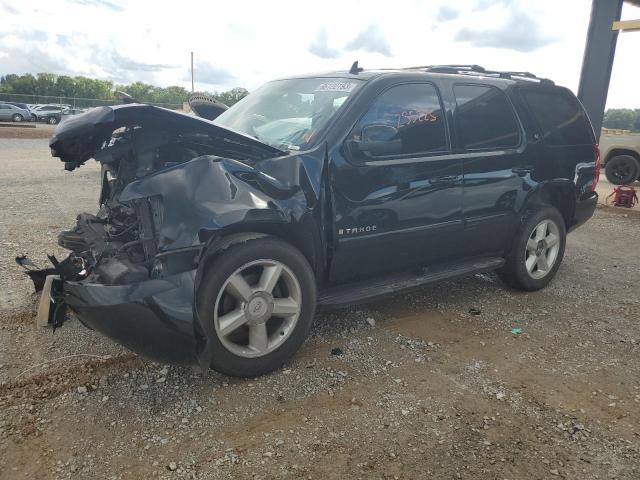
[0,0,639,108]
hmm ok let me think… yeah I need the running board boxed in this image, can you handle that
[318,257,504,308]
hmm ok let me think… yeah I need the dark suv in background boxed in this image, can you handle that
[34,64,599,377]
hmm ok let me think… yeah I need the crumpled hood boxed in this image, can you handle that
[49,103,286,171]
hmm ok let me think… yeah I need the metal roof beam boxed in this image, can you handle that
[578,0,624,140]
[612,19,640,31]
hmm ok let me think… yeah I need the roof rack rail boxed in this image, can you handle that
[404,64,554,85]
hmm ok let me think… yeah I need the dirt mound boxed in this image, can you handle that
[0,125,54,139]
[0,354,142,407]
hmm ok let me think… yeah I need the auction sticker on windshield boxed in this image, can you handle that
[315,81,358,92]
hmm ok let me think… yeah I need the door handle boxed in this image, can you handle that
[512,166,534,176]
[431,175,459,185]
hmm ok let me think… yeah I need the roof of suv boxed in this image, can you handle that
[289,64,554,88]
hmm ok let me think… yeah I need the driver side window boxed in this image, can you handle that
[350,83,448,160]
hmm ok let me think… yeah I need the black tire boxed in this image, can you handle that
[11,114,23,122]
[605,155,639,185]
[497,207,566,291]
[197,236,316,377]
[47,116,59,125]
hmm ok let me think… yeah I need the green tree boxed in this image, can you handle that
[55,75,77,97]
[1,74,37,95]
[117,81,156,102]
[213,87,248,107]
[35,73,58,96]
[603,109,636,130]
[0,71,249,109]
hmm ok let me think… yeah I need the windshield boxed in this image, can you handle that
[214,77,363,150]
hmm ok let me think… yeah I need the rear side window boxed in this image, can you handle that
[351,83,447,159]
[522,89,593,146]
[453,85,520,150]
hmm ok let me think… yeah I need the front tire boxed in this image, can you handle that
[197,236,316,377]
[497,207,566,291]
[605,155,639,185]
[47,116,59,125]
[12,114,23,122]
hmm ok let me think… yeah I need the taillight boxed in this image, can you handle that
[592,144,601,192]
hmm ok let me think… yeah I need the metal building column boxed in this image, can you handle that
[578,0,624,140]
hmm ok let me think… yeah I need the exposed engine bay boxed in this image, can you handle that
[59,126,213,284]
[43,104,286,287]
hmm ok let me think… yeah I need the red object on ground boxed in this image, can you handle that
[607,185,638,208]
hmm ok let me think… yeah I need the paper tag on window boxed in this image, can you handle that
[315,81,357,93]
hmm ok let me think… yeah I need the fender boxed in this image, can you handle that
[516,178,576,227]
[119,149,326,277]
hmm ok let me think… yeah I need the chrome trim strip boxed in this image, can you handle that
[364,149,517,166]
[338,220,461,243]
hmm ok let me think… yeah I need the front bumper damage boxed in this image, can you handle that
[20,103,322,366]
[63,271,199,364]
[22,255,202,364]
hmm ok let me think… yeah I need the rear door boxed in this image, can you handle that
[329,81,464,282]
[451,83,528,256]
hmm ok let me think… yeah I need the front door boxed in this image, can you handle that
[329,82,464,283]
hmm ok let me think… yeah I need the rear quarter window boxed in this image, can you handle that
[521,88,593,146]
[453,84,520,150]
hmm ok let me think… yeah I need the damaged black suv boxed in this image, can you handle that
[33,64,599,377]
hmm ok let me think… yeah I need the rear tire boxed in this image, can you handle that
[197,236,316,377]
[497,207,566,291]
[605,155,639,185]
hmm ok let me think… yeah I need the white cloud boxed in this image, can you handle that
[0,0,638,108]
[309,28,341,59]
[455,11,557,52]
[346,24,392,57]
[436,6,459,22]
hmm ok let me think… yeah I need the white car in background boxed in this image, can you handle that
[32,104,73,124]
[0,103,33,122]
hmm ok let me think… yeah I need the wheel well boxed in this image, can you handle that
[604,148,640,166]
[525,185,574,228]
[196,223,322,293]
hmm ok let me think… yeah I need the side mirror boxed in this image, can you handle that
[348,124,401,158]
[362,124,398,143]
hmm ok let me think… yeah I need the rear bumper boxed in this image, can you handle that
[62,271,200,364]
[569,191,598,232]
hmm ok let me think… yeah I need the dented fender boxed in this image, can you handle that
[118,151,324,256]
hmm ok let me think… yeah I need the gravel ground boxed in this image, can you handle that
[1,138,640,480]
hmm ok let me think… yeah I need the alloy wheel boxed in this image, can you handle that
[524,219,560,279]
[214,259,302,358]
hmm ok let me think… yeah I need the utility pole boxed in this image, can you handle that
[191,51,194,93]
